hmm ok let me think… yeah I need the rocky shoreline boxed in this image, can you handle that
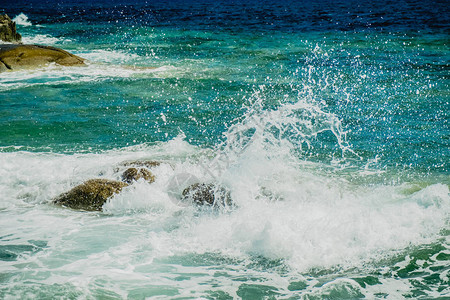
[0,14,21,43]
[0,13,86,72]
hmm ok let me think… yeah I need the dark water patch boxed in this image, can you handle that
[0,283,84,300]
[127,286,179,299]
[90,287,121,300]
[352,275,381,288]
[205,290,233,299]
[293,239,450,298]
[0,240,48,262]
[436,252,450,261]
[288,280,308,291]
[236,283,280,299]
[246,255,290,275]
[306,265,346,278]
[160,252,244,268]
[302,279,364,299]
[392,243,448,279]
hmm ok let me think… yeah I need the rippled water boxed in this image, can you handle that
[1,1,449,299]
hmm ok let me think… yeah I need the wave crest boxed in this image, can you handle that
[13,13,32,26]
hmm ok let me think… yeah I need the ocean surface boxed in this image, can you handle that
[1,0,449,299]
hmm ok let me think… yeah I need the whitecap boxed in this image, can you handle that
[78,49,140,64]
[12,13,32,26]
[21,34,71,45]
[0,62,176,92]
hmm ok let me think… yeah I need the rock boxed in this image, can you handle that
[119,160,161,169]
[182,183,233,208]
[0,61,8,72]
[0,14,21,43]
[121,167,155,184]
[53,179,128,211]
[0,44,85,71]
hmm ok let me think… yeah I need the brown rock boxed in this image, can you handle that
[182,183,233,208]
[0,14,21,43]
[119,160,161,168]
[0,44,85,71]
[121,167,155,184]
[53,179,128,211]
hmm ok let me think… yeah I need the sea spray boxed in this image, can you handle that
[12,13,32,27]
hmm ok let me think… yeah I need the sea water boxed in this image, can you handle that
[0,0,449,299]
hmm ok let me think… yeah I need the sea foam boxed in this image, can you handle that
[12,13,32,26]
[0,62,174,92]
[21,34,70,45]
[0,129,447,275]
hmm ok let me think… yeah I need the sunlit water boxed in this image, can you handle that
[1,1,449,299]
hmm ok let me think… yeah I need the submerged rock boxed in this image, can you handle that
[0,14,21,43]
[121,167,155,184]
[53,179,128,211]
[182,183,233,208]
[118,160,161,169]
[0,44,85,72]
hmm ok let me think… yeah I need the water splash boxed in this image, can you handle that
[12,13,32,27]
[195,84,359,186]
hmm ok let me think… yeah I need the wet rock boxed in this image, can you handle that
[182,183,233,208]
[118,160,161,169]
[121,167,155,184]
[0,14,21,43]
[0,44,85,72]
[53,179,128,211]
[0,61,8,72]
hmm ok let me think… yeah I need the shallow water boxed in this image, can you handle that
[1,1,449,299]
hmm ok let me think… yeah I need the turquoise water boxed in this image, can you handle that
[1,1,449,299]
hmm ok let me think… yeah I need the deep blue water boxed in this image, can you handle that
[4,0,450,33]
[0,0,449,299]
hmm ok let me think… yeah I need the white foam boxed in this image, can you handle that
[21,34,71,45]
[12,13,32,27]
[78,49,140,64]
[0,62,175,92]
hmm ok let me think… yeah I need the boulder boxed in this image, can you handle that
[121,167,155,184]
[0,44,85,71]
[53,179,128,211]
[0,14,21,43]
[182,183,233,208]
